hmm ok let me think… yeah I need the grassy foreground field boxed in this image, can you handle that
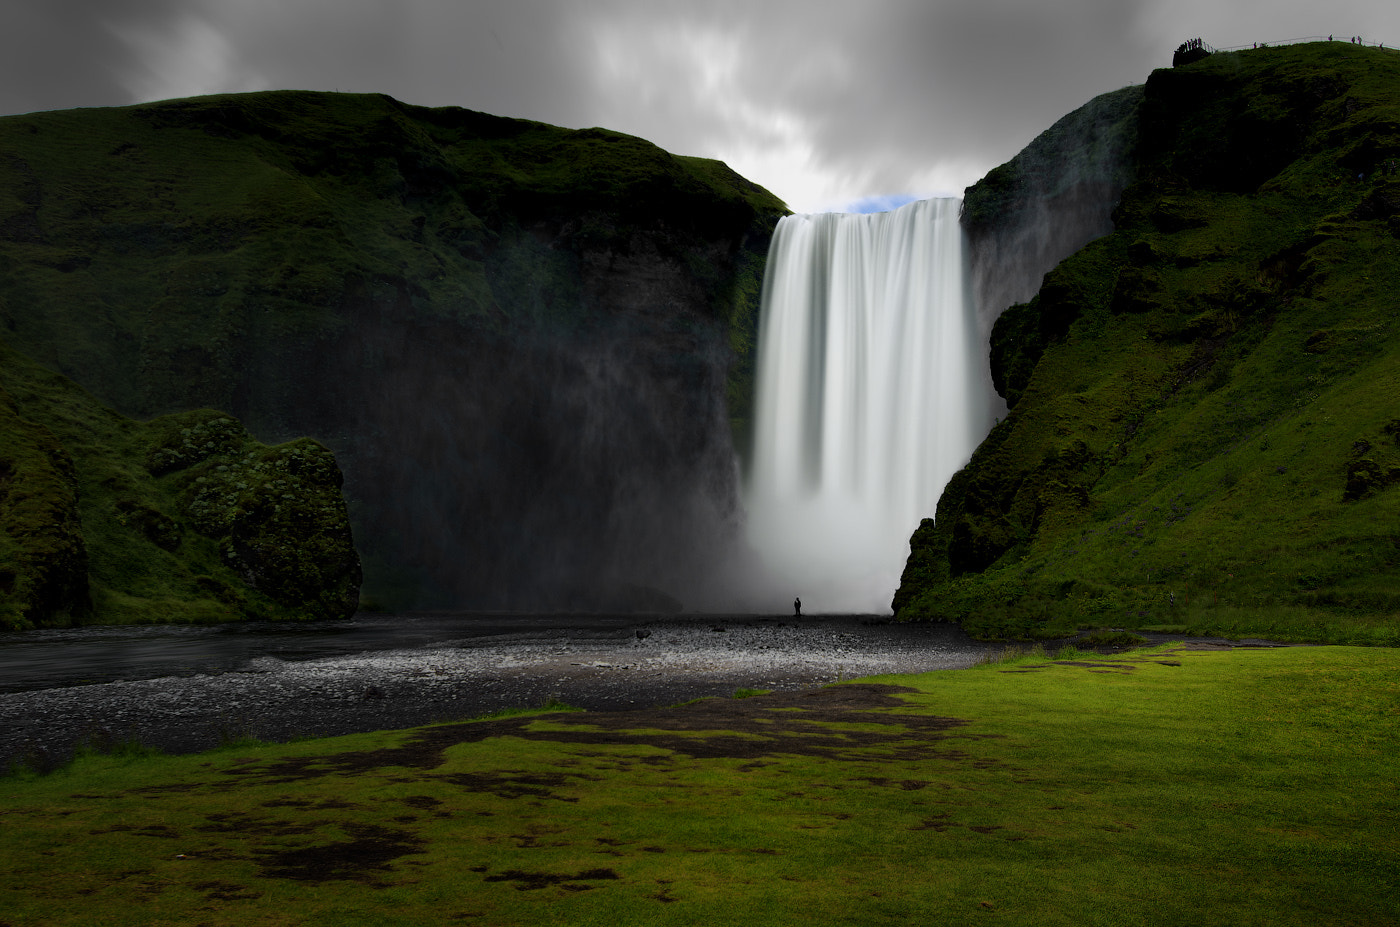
[1,646,1396,926]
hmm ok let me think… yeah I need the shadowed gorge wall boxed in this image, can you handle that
[960,83,1143,418]
[962,84,1143,316]
[0,91,785,612]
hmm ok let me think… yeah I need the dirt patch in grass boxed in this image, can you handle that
[255,822,424,883]
[88,823,181,839]
[1000,655,1185,674]
[259,797,359,810]
[225,684,977,787]
[1051,661,1139,670]
[851,777,934,790]
[399,795,443,810]
[196,811,320,837]
[440,770,596,801]
[481,867,621,891]
[123,684,980,889]
[192,880,262,901]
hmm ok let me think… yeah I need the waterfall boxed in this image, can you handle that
[746,198,996,613]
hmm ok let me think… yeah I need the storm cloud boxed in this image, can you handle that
[4,0,1399,210]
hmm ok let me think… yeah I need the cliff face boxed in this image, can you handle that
[956,83,1143,438]
[896,43,1400,642]
[0,376,90,627]
[0,91,785,613]
[961,84,1143,342]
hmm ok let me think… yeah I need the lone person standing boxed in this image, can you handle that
[793,596,802,617]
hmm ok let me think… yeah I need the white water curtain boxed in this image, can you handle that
[747,198,994,613]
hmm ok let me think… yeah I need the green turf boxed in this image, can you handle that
[2,646,1394,925]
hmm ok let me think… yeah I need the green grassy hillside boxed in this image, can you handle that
[895,42,1400,643]
[0,341,359,630]
[0,89,783,431]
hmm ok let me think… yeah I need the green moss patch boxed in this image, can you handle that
[0,341,359,628]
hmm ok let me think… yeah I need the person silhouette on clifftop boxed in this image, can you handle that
[794,597,802,617]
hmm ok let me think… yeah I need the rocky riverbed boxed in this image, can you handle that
[0,617,998,770]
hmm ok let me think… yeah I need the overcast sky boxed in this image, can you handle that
[5,1,1399,212]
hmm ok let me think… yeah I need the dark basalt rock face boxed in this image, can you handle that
[1172,45,1212,69]
[0,90,785,616]
[954,84,1143,431]
[960,84,1143,343]
[306,255,750,611]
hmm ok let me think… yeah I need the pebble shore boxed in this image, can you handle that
[0,618,995,770]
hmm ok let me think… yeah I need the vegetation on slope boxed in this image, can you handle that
[0,90,785,429]
[895,43,1400,642]
[0,340,359,630]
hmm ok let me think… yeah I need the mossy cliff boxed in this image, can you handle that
[0,91,786,613]
[962,83,1143,342]
[0,342,359,629]
[895,43,1400,643]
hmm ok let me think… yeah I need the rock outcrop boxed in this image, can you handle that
[0,382,90,627]
[0,343,360,629]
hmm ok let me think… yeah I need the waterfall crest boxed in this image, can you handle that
[746,198,995,613]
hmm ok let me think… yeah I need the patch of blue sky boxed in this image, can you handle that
[836,193,921,214]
